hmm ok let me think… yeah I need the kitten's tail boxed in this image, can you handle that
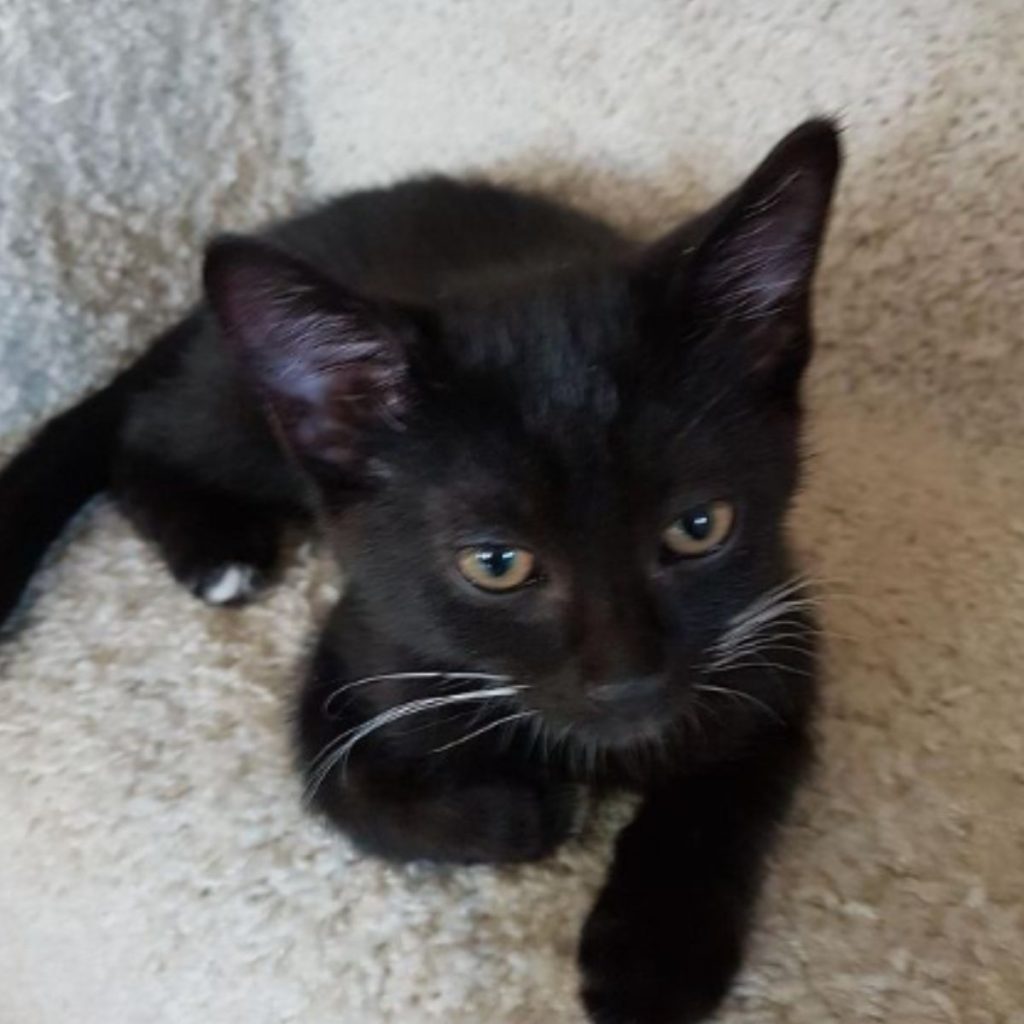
[0,322,184,634]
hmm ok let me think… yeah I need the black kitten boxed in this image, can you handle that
[0,119,841,1023]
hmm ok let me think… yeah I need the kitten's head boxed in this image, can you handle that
[206,120,840,746]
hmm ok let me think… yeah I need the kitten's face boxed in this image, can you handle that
[339,287,803,743]
[207,119,840,745]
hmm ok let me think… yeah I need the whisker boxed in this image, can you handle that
[701,573,836,690]
[690,690,726,730]
[730,574,816,616]
[313,687,525,773]
[430,710,537,754]
[725,597,820,638]
[710,575,830,668]
[722,596,815,637]
[304,686,523,803]
[706,656,817,680]
[711,628,818,658]
[384,703,479,739]
[749,616,833,638]
[322,670,512,715]
[707,637,818,670]
[693,683,783,724]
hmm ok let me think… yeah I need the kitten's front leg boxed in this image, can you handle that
[580,726,812,1024]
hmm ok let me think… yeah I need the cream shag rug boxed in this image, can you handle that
[1,2,1021,1022]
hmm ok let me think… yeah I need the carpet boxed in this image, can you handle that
[1,2,1021,1021]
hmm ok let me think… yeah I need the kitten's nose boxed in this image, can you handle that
[588,674,665,715]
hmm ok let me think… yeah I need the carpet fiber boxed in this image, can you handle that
[1,2,1021,1021]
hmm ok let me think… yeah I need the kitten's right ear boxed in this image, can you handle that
[204,236,412,481]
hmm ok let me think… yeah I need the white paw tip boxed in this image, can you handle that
[199,564,258,605]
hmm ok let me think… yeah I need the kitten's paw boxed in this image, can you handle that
[190,563,266,606]
[579,891,741,1024]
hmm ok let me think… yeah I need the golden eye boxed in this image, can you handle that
[662,501,736,558]
[456,545,537,592]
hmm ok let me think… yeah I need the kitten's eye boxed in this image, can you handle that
[456,545,537,592]
[662,501,735,559]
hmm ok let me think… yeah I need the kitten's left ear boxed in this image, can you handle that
[648,118,842,376]
[692,118,841,318]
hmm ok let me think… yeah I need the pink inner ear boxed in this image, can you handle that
[206,240,410,471]
[258,306,410,468]
[699,173,823,321]
[691,120,840,324]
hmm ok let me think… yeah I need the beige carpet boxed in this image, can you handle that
[1,2,1021,1022]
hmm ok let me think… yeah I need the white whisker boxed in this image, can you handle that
[707,636,818,671]
[711,628,818,658]
[322,670,512,714]
[724,597,819,641]
[430,710,537,754]
[709,656,817,679]
[713,576,819,648]
[304,686,524,803]
[700,573,827,691]
[693,683,782,724]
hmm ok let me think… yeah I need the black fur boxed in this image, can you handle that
[0,327,183,625]
[0,120,841,1023]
